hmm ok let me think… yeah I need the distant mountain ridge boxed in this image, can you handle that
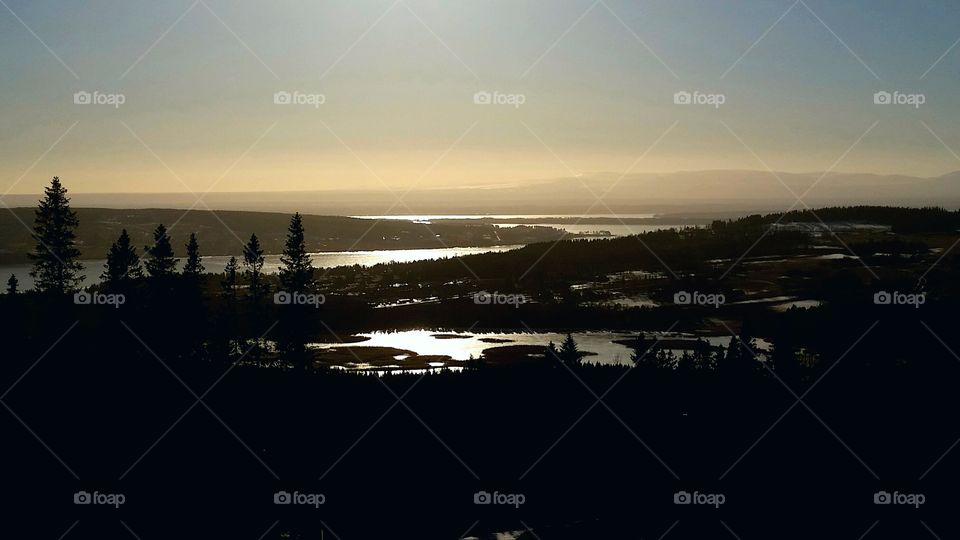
[3,170,958,215]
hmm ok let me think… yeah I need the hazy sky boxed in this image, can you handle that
[2,0,960,194]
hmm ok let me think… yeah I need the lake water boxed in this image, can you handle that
[1,245,521,291]
[355,214,688,237]
[310,329,771,367]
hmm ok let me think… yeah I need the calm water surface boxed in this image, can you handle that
[2,245,521,290]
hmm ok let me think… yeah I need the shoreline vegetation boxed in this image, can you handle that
[7,177,960,538]
[6,176,960,372]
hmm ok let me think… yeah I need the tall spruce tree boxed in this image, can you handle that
[101,229,143,288]
[144,224,177,278]
[221,256,239,302]
[6,274,18,295]
[29,176,83,293]
[559,333,581,368]
[243,233,266,298]
[278,213,314,293]
[183,233,204,276]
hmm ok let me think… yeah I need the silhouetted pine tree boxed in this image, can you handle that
[628,333,651,365]
[559,333,581,368]
[222,256,239,304]
[212,256,242,361]
[6,274,18,295]
[180,232,206,358]
[545,341,560,364]
[145,224,177,278]
[278,213,314,293]
[243,233,267,361]
[243,233,266,299]
[277,214,316,369]
[721,327,757,374]
[183,233,204,276]
[101,229,143,291]
[29,176,83,293]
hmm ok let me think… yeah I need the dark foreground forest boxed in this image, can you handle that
[3,179,960,538]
